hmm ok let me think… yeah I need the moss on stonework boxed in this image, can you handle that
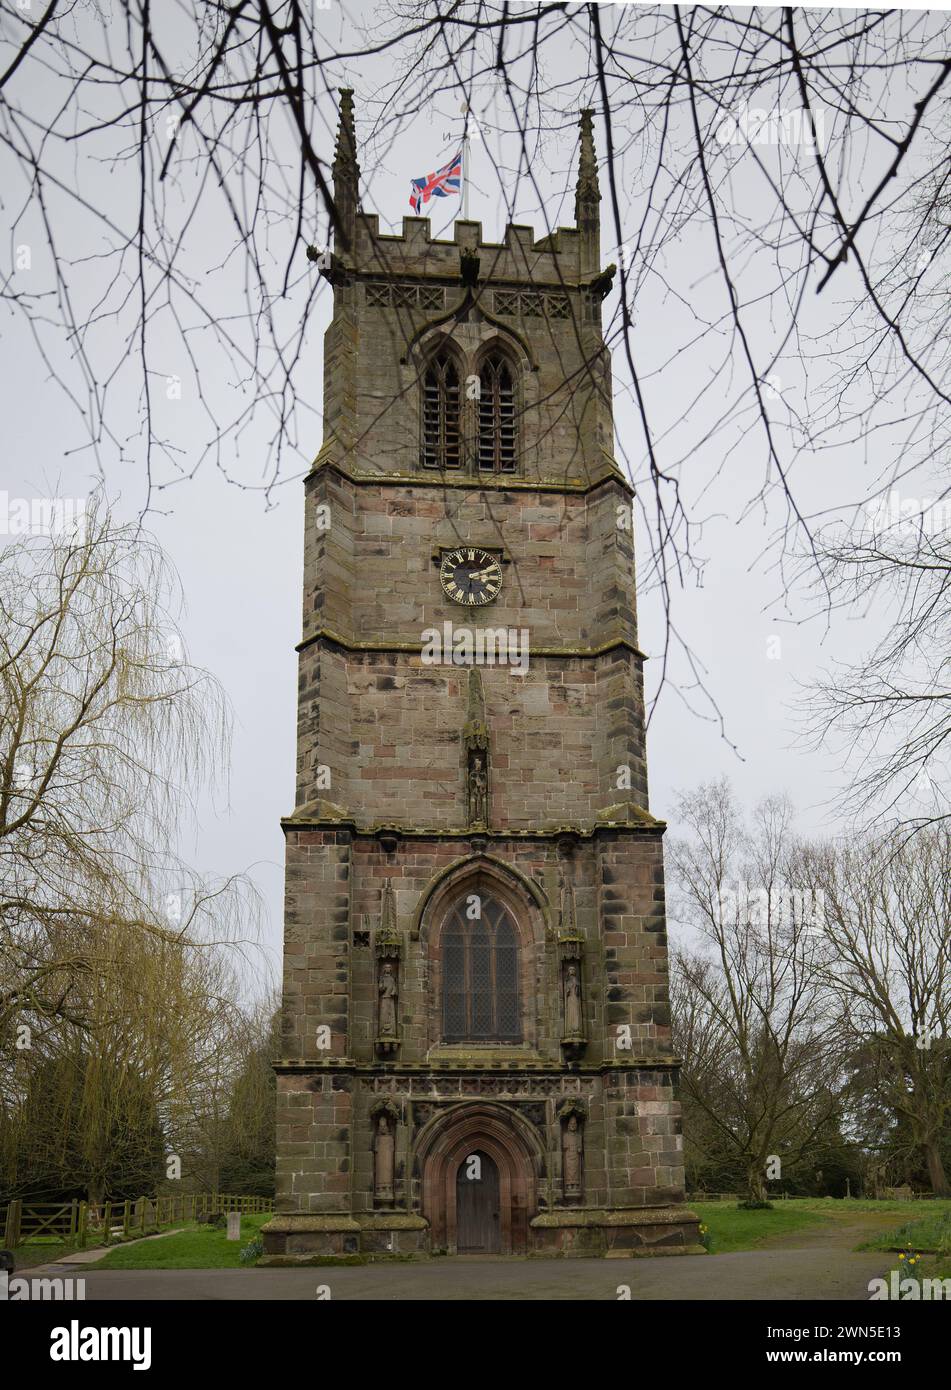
[530,1207,700,1228]
[293,630,647,661]
[258,1253,427,1268]
[426,1048,532,1064]
[305,452,632,498]
[272,1058,682,1072]
[261,1215,361,1234]
[263,1214,428,1236]
[354,1214,428,1230]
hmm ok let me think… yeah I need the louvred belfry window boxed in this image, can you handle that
[442,895,521,1042]
[422,351,462,469]
[478,354,517,472]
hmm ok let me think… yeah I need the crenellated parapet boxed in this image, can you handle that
[315,93,617,485]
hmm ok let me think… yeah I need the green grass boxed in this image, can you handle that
[90,1214,270,1269]
[692,1200,833,1252]
[860,1208,951,1255]
[876,1251,951,1294]
[9,1239,81,1270]
[18,1198,951,1268]
[692,1197,951,1255]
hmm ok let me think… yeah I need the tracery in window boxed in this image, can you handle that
[441,895,521,1042]
[422,351,462,469]
[477,354,517,472]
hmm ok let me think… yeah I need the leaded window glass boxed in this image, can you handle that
[441,895,521,1041]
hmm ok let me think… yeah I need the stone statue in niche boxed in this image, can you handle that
[375,881,402,1054]
[564,962,583,1038]
[374,1113,395,1203]
[562,1114,583,1199]
[467,748,488,828]
[463,667,489,829]
[558,879,586,1055]
[378,961,398,1038]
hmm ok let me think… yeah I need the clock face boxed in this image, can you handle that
[439,548,503,606]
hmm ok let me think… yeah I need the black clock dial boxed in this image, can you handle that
[439,548,503,606]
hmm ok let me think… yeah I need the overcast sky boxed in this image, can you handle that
[3,1,944,983]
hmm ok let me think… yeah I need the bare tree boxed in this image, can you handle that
[800,511,951,829]
[799,828,951,1197]
[668,779,843,1202]
[2,5,951,722]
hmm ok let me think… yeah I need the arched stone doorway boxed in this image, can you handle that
[415,1103,543,1255]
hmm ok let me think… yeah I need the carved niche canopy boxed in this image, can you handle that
[558,877,586,1056]
[375,882,402,1055]
[463,668,490,831]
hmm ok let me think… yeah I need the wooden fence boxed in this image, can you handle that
[687,1190,931,1203]
[1,1193,273,1250]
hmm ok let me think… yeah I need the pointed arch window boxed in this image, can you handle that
[478,353,517,472]
[442,894,521,1042]
[422,350,462,469]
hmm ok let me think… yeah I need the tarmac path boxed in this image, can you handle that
[26,1212,901,1300]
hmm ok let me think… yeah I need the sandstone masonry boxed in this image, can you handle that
[261,93,702,1262]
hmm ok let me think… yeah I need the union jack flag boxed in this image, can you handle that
[409,150,463,214]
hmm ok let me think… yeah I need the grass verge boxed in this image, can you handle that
[691,1200,832,1253]
[859,1208,951,1255]
[692,1197,951,1255]
[89,1214,270,1269]
[9,1239,81,1270]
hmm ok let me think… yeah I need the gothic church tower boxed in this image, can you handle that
[262,94,702,1260]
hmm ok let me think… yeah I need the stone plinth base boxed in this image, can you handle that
[260,1206,704,1261]
[259,1213,429,1264]
[529,1206,705,1258]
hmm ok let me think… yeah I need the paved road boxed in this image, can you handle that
[29,1246,892,1301]
[24,1211,905,1301]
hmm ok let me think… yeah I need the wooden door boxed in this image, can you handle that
[455,1150,501,1253]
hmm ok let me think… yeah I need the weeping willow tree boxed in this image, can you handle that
[0,499,257,1035]
[0,500,265,1200]
[2,925,265,1205]
[217,1003,280,1197]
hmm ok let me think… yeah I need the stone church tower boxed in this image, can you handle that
[262,94,701,1260]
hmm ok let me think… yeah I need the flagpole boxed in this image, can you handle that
[460,102,470,221]
[462,129,469,220]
